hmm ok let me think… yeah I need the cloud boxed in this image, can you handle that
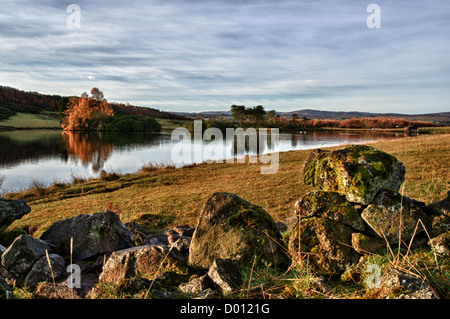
[1,0,449,113]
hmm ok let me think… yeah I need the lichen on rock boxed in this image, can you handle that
[361,189,427,244]
[303,145,405,204]
[188,192,287,270]
[294,190,365,231]
[288,217,359,275]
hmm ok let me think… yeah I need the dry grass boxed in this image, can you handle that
[5,134,449,238]
[3,133,449,299]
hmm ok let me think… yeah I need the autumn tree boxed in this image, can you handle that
[61,88,114,131]
[90,87,105,101]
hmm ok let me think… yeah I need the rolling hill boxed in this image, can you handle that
[175,109,450,123]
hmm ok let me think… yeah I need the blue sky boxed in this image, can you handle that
[1,0,449,113]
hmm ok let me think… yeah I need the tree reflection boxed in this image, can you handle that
[61,131,114,172]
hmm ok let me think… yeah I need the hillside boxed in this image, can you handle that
[279,109,450,122]
[0,85,186,125]
[176,109,450,124]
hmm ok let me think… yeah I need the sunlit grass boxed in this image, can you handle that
[6,133,449,238]
[3,133,450,299]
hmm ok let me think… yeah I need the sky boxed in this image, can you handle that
[1,0,449,114]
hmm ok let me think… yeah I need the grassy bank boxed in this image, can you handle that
[0,112,61,129]
[3,133,450,298]
[6,133,449,236]
[0,114,188,132]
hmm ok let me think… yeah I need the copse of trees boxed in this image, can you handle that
[60,88,162,132]
[230,104,269,126]
[61,88,114,131]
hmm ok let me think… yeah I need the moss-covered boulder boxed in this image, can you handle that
[188,192,287,270]
[40,210,135,261]
[303,145,405,204]
[361,190,427,244]
[294,190,365,231]
[1,234,50,276]
[288,217,359,275]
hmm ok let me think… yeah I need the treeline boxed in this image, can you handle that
[306,117,436,129]
[111,103,186,120]
[0,85,186,124]
[0,85,60,120]
[229,104,436,131]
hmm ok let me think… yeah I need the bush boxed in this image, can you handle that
[105,115,161,132]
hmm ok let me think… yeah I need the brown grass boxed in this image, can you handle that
[6,133,449,239]
[3,133,450,299]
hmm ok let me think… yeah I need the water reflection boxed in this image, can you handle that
[61,132,114,173]
[0,129,403,192]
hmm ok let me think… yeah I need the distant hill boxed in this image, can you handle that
[176,108,450,123]
[278,109,450,122]
[0,85,186,121]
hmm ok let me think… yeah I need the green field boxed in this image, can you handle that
[0,112,61,129]
[0,113,189,132]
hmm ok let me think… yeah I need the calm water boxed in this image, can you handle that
[0,129,404,193]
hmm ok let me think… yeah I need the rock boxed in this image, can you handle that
[311,276,332,295]
[115,277,156,297]
[424,192,450,238]
[207,258,242,293]
[143,233,191,255]
[429,214,450,238]
[294,190,365,231]
[303,145,405,204]
[1,234,50,276]
[144,233,169,246]
[0,243,6,256]
[152,271,189,291]
[0,198,31,234]
[35,281,82,299]
[379,268,436,299]
[170,235,191,255]
[24,253,65,289]
[288,217,359,275]
[40,210,135,261]
[179,274,213,294]
[99,245,185,284]
[424,191,450,217]
[275,216,298,234]
[169,225,195,237]
[361,190,427,244]
[428,231,450,254]
[188,192,287,270]
[351,233,385,254]
[37,272,99,299]
[0,265,15,282]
